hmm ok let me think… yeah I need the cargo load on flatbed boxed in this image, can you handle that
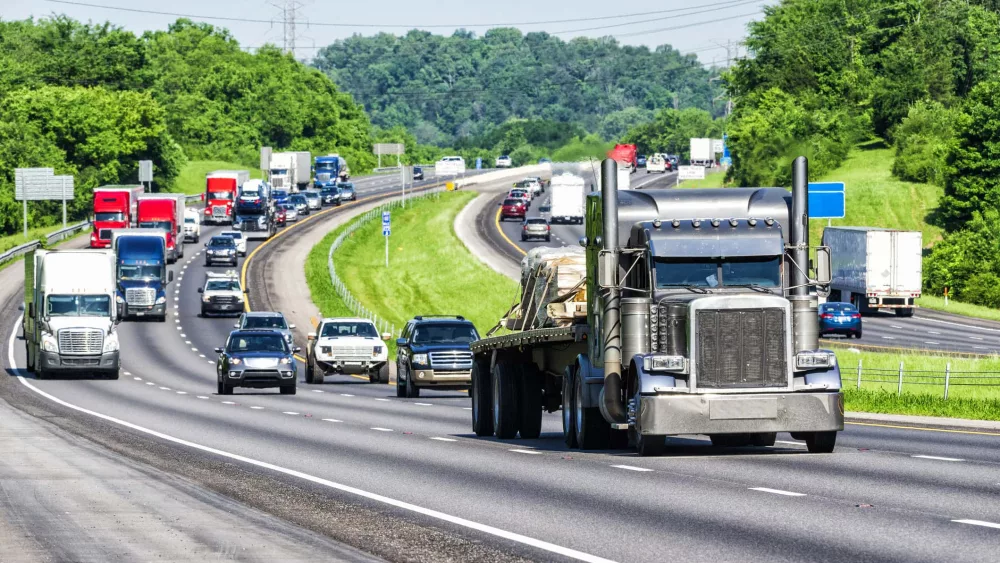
[499,247,587,332]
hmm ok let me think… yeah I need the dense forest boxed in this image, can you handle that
[724,0,1000,305]
[313,29,724,145]
[0,17,374,236]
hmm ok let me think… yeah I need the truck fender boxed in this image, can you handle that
[628,354,680,395]
[796,350,842,390]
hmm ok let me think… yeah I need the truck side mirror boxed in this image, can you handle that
[396,338,408,347]
[293,347,301,354]
[115,302,123,320]
[814,246,832,285]
[214,347,223,354]
[307,332,316,340]
[18,304,24,312]
[168,271,174,283]
[597,250,618,289]
[197,287,204,293]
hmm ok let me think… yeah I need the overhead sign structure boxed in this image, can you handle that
[677,165,706,181]
[374,143,405,169]
[808,182,845,220]
[15,168,75,235]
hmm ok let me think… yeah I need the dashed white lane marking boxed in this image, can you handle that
[371,427,393,432]
[953,519,1000,529]
[912,455,964,462]
[282,411,300,415]
[891,325,903,329]
[221,401,236,405]
[775,440,804,446]
[970,336,984,340]
[250,406,264,410]
[199,354,206,358]
[185,340,192,345]
[510,449,542,455]
[175,327,182,330]
[341,393,355,397]
[375,398,389,402]
[159,387,171,390]
[123,371,131,376]
[882,336,895,340]
[928,331,941,335]
[975,346,987,350]
[174,297,179,302]
[749,488,806,497]
[174,290,180,295]
[414,402,432,406]
[176,391,187,395]
[207,360,214,364]
[611,464,654,472]
[175,319,180,323]
[181,334,187,338]
[312,389,324,393]
[191,348,198,352]
[462,407,472,410]
[133,377,141,381]
[174,305,179,309]
[197,396,209,399]
[430,437,458,442]
[145,382,155,386]
[924,341,940,345]
[322,418,341,423]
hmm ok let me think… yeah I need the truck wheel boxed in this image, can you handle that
[25,342,35,372]
[492,361,520,439]
[378,363,390,384]
[574,373,610,450]
[805,431,837,453]
[749,432,777,447]
[895,308,914,318]
[396,363,407,397]
[562,367,578,448]
[518,364,543,439]
[405,369,420,398]
[471,360,494,437]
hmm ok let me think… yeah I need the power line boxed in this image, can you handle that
[549,0,765,35]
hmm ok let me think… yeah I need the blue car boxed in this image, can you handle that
[636,155,647,168]
[337,182,356,202]
[819,302,862,339]
[272,190,289,206]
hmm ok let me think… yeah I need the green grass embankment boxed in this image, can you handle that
[174,160,263,195]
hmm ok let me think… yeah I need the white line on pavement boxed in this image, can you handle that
[145,382,155,386]
[749,488,806,497]
[322,418,341,423]
[197,396,209,399]
[611,465,654,472]
[341,393,355,397]
[250,406,264,410]
[159,387,171,391]
[414,402,432,406]
[221,401,236,405]
[282,412,299,415]
[371,427,393,432]
[953,519,1000,529]
[912,455,964,462]
[430,437,457,442]
[176,391,187,395]
[375,398,389,402]
[775,440,804,446]
[509,449,542,455]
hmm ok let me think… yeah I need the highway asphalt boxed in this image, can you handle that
[4,165,1000,562]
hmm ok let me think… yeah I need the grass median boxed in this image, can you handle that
[174,160,263,195]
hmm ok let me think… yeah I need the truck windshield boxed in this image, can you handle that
[206,280,240,291]
[243,316,288,329]
[412,324,478,344]
[139,221,172,231]
[321,322,378,338]
[208,191,233,200]
[119,265,162,280]
[654,257,782,288]
[95,212,125,222]
[316,163,337,171]
[47,295,111,317]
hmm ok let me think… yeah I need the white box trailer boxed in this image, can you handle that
[549,173,585,225]
[690,137,713,163]
[617,162,631,190]
[822,226,922,316]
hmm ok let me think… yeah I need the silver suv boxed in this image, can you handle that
[520,217,550,242]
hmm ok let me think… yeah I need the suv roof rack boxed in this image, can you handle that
[206,270,240,279]
[414,315,465,321]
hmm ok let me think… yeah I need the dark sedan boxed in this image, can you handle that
[413,166,424,181]
[216,330,300,395]
[819,302,862,338]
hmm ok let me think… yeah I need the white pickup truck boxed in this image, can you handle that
[183,208,201,243]
[305,318,391,384]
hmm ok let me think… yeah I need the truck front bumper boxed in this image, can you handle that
[317,358,386,375]
[201,301,244,314]
[126,303,166,318]
[638,391,844,436]
[407,367,472,388]
[40,351,119,373]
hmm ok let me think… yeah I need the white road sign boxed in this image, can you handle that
[678,166,706,180]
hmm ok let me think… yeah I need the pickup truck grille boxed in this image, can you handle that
[125,287,155,306]
[696,308,786,389]
[212,205,228,218]
[58,328,103,355]
[430,350,474,370]
[325,345,374,360]
[210,295,238,304]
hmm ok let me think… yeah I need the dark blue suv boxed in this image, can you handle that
[395,316,478,398]
[819,302,862,339]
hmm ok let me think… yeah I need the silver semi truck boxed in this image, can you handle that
[470,157,843,455]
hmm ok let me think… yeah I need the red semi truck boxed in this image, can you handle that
[90,185,144,248]
[608,144,637,172]
[137,194,186,263]
[203,170,250,225]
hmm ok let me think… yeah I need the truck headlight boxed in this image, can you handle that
[643,355,687,373]
[796,351,836,369]
[115,294,124,304]
[230,358,241,365]
[202,295,211,303]
[155,296,166,305]
[280,357,291,365]
[41,333,58,353]
[373,346,384,357]
[103,332,119,353]
[412,353,428,365]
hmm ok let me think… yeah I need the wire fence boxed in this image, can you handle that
[326,187,445,338]
[845,359,1000,399]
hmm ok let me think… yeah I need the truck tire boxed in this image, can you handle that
[574,374,610,450]
[562,367,577,447]
[492,361,520,439]
[805,431,837,453]
[377,363,390,384]
[518,364,543,439]
[471,360,494,437]
[405,369,420,398]
[396,363,407,398]
[25,342,35,372]
[895,308,914,318]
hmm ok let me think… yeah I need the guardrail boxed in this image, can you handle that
[846,359,1000,399]
[0,219,93,268]
[45,220,91,245]
[326,187,446,338]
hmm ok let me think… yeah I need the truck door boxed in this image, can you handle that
[892,231,922,294]
[868,230,893,294]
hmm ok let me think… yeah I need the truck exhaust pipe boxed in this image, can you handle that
[600,158,627,424]
[789,156,819,352]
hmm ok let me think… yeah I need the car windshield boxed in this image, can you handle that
[208,191,233,200]
[411,323,478,344]
[414,167,422,172]
[503,199,521,206]
[305,193,319,199]
[539,205,551,213]
[821,303,857,313]
[321,322,378,338]
[184,217,196,224]
[206,280,240,291]
[654,257,782,288]
[339,184,354,190]
[243,316,288,329]
[119,264,161,280]
[526,218,547,225]
[273,190,288,199]
[95,212,125,222]
[138,221,172,231]
[316,163,336,171]
[222,232,242,240]
[209,237,234,248]
[290,196,306,204]
[46,294,111,317]
[228,334,288,353]
[282,204,295,211]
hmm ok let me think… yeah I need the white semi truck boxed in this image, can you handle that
[822,227,922,316]
[549,173,586,225]
[23,249,121,379]
[269,151,312,191]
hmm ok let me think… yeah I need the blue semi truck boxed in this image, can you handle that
[111,229,173,322]
[314,154,349,189]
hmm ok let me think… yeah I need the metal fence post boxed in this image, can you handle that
[944,362,951,400]
[856,359,862,390]
[897,361,904,396]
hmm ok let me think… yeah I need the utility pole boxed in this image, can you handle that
[268,0,311,56]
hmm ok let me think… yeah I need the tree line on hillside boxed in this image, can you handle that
[0,17,373,236]
[724,0,1000,306]
[313,29,725,146]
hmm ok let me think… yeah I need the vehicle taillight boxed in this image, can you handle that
[821,314,833,319]
[851,314,861,319]
[547,225,551,231]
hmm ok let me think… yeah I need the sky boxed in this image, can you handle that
[2,0,768,64]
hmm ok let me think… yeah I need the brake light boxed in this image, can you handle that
[851,314,861,319]
[821,314,833,319]
[547,225,551,231]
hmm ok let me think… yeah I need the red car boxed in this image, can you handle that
[501,198,527,221]
[275,206,287,227]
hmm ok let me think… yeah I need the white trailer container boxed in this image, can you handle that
[270,152,312,191]
[822,226,922,316]
[617,162,631,190]
[549,173,586,225]
[690,138,713,164]
[291,151,311,190]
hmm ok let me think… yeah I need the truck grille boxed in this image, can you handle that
[696,308,786,389]
[58,328,104,355]
[98,228,112,240]
[430,350,474,370]
[212,205,228,218]
[327,345,374,361]
[125,287,155,306]
[210,295,238,304]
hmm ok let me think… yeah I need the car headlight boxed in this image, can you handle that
[230,358,241,365]
[284,334,292,343]
[796,351,836,370]
[41,333,58,353]
[115,294,124,304]
[280,357,291,365]
[373,346,384,357]
[642,355,687,373]
[412,353,428,365]
[155,296,166,305]
[202,295,211,302]
[103,332,119,353]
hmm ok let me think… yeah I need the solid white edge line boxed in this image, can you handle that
[509,449,542,455]
[610,465,654,472]
[748,488,806,497]
[912,455,964,462]
[8,317,617,562]
[952,519,1000,529]
[371,427,393,432]
[430,437,457,442]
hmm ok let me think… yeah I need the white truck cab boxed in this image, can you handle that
[306,318,391,384]
[198,271,245,317]
[183,208,201,243]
